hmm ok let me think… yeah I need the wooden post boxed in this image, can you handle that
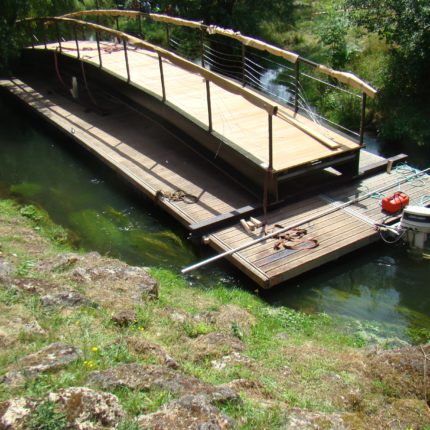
[96,31,102,68]
[73,24,80,59]
[205,80,212,132]
[55,21,62,52]
[241,44,246,86]
[158,54,166,101]
[123,39,130,82]
[359,92,367,145]
[294,60,300,114]
[268,113,273,170]
[200,30,205,68]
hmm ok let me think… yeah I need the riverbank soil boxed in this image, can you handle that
[0,198,429,429]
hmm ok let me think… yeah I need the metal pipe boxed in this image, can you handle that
[165,24,170,49]
[42,22,47,49]
[158,54,166,101]
[206,80,212,132]
[28,21,35,49]
[359,92,367,145]
[181,166,430,274]
[294,60,300,114]
[123,39,130,82]
[138,14,142,37]
[96,31,102,68]
[73,24,80,59]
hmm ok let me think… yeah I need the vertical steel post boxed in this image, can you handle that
[73,24,80,59]
[96,31,102,68]
[158,54,166,101]
[165,24,170,48]
[138,14,142,37]
[359,92,367,145]
[123,39,131,82]
[200,30,205,68]
[42,21,47,49]
[55,21,62,52]
[28,21,35,49]
[241,44,246,86]
[268,113,273,170]
[294,60,300,114]
[115,16,120,32]
[206,80,212,132]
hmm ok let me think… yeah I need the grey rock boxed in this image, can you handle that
[0,258,13,279]
[0,397,36,430]
[1,371,26,389]
[283,409,354,430]
[88,363,239,404]
[48,387,125,429]
[137,394,235,430]
[40,291,95,308]
[111,309,137,327]
[191,332,245,360]
[22,320,46,336]
[126,337,179,369]
[17,342,82,378]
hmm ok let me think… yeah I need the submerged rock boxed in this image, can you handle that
[137,395,235,430]
[88,363,238,404]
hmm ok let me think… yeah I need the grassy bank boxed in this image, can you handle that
[1,198,429,429]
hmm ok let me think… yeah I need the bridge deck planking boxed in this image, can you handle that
[0,78,257,228]
[36,41,361,172]
[208,170,430,287]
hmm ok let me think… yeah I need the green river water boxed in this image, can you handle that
[1,96,429,344]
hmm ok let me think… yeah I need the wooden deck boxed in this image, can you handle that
[208,168,430,287]
[33,41,361,175]
[0,77,257,230]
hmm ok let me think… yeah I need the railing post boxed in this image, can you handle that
[294,60,300,114]
[28,21,35,49]
[96,30,102,68]
[205,80,212,132]
[241,44,246,86]
[165,24,170,48]
[359,92,367,145]
[73,24,80,59]
[55,21,62,52]
[115,16,120,44]
[158,54,166,101]
[123,39,130,82]
[200,30,205,68]
[42,21,47,49]
[138,14,142,37]
[268,113,273,171]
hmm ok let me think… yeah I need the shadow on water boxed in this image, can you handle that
[1,94,429,342]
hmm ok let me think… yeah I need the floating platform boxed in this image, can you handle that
[1,70,428,289]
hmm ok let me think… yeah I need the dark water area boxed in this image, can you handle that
[1,95,429,343]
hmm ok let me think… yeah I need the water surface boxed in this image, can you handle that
[0,95,429,343]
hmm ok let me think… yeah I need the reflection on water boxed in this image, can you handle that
[0,96,429,342]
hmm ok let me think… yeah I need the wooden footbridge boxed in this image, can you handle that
[2,9,429,287]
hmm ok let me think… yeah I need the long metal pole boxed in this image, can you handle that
[206,80,212,132]
[241,44,246,86]
[200,30,205,68]
[29,21,35,49]
[359,92,367,145]
[123,39,130,82]
[158,54,166,101]
[181,166,430,274]
[55,21,62,53]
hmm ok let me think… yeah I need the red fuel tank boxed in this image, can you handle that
[382,192,410,214]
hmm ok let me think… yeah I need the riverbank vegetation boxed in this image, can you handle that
[1,198,430,428]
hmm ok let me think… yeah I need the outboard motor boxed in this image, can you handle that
[400,205,430,250]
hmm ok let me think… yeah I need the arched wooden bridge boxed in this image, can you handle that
[3,10,428,288]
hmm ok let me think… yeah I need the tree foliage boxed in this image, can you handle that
[346,0,430,144]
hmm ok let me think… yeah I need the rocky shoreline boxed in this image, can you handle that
[0,199,429,429]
